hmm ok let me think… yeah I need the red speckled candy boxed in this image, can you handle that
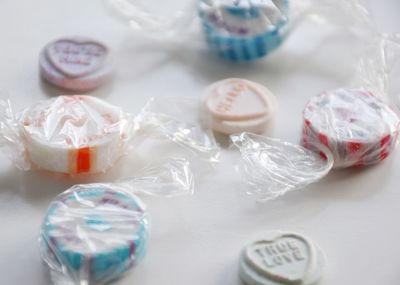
[302,89,400,168]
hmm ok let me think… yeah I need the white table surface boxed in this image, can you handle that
[0,0,400,284]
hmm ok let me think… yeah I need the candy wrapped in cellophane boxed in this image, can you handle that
[231,34,400,201]
[0,95,219,175]
[107,0,373,62]
[40,158,193,285]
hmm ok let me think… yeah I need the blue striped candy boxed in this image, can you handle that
[41,186,148,284]
[199,0,289,62]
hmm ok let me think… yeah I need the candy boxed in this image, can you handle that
[202,78,277,134]
[39,37,113,91]
[40,158,194,284]
[239,231,325,285]
[21,95,127,174]
[41,185,148,284]
[302,89,400,168]
[1,96,220,174]
[198,0,289,61]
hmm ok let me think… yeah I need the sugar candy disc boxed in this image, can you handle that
[302,89,400,168]
[239,231,325,285]
[202,78,277,134]
[39,37,113,91]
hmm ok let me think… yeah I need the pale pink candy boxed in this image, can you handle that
[39,37,113,91]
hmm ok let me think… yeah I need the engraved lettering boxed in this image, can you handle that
[276,242,288,253]
[282,253,293,263]
[273,255,283,265]
[213,81,254,114]
[255,248,265,258]
[252,238,307,269]
[287,240,299,250]
[293,249,305,261]
[265,245,278,255]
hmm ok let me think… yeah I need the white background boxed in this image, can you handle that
[0,0,400,284]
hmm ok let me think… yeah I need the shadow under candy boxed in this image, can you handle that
[38,70,116,98]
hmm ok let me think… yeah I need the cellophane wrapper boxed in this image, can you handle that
[231,132,333,201]
[0,95,219,175]
[230,32,400,200]
[106,0,373,61]
[40,158,194,285]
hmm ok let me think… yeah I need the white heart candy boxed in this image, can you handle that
[244,234,313,284]
[46,38,108,78]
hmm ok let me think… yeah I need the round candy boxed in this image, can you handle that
[41,185,148,284]
[198,0,289,62]
[39,37,113,91]
[21,95,126,174]
[202,78,277,134]
[239,231,325,285]
[302,89,400,168]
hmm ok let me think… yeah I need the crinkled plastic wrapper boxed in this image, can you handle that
[232,90,400,202]
[231,132,333,201]
[107,0,373,62]
[0,95,219,175]
[40,158,194,285]
[136,97,220,162]
[230,33,400,201]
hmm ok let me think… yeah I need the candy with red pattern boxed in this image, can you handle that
[302,89,400,168]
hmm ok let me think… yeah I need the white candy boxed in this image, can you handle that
[239,231,325,285]
[21,96,126,174]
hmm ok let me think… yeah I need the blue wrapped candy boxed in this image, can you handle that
[41,185,148,284]
[40,158,194,284]
[199,0,289,61]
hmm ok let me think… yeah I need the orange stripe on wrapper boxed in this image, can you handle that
[68,147,96,174]
[77,147,91,173]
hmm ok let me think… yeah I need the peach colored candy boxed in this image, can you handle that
[205,79,271,121]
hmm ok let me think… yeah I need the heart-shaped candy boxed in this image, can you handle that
[242,233,315,284]
[205,79,271,121]
[46,38,109,78]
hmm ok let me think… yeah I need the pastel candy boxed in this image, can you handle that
[21,95,126,174]
[199,0,289,61]
[41,185,148,284]
[239,231,325,285]
[39,37,113,91]
[202,78,277,134]
[302,89,400,168]
[206,79,269,120]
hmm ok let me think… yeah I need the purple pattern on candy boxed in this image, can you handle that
[208,13,250,35]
